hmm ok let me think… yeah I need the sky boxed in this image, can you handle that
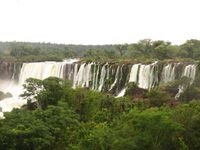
[0,0,200,45]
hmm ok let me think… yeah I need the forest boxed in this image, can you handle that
[0,76,200,149]
[1,39,200,62]
[0,39,200,149]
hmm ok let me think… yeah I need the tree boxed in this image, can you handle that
[152,41,178,59]
[116,44,128,56]
[21,77,64,109]
[147,88,171,107]
[20,78,43,109]
[78,122,111,150]
[37,77,64,109]
[172,101,200,150]
[127,39,153,58]
[181,39,200,59]
[111,108,184,150]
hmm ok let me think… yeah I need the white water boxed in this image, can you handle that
[98,64,107,91]
[183,64,196,82]
[0,59,79,118]
[116,88,126,97]
[94,65,100,90]
[109,66,120,91]
[73,63,93,88]
[117,62,158,97]
[116,64,139,97]
[117,62,157,97]
[161,64,176,83]
[175,64,196,99]
[19,62,66,84]
[0,59,198,117]
[85,63,93,87]
[0,80,26,118]
[137,62,158,89]
[91,64,97,90]
[74,63,86,87]
[129,64,140,83]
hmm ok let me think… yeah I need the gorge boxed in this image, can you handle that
[0,59,197,117]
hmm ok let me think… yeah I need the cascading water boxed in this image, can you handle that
[129,64,140,83]
[73,62,93,88]
[137,61,158,89]
[73,63,86,87]
[0,80,25,118]
[98,63,107,91]
[116,64,140,97]
[183,64,196,82]
[0,59,79,118]
[0,59,198,117]
[19,61,67,84]
[109,66,120,91]
[175,64,197,99]
[161,64,177,83]
[94,64,100,90]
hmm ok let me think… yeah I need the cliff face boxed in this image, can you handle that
[0,61,22,81]
[0,60,197,115]
[0,61,14,80]
[0,60,197,97]
[72,61,196,96]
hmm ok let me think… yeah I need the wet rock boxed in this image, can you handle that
[0,91,13,100]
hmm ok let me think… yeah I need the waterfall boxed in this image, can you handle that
[0,59,198,117]
[94,64,100,90]
[85,63,93,87]
[161,64,175,83]
[72,63,93,88]
[73,63,85,88]
[117,62,158,97]
[137,62,158,89]
[116,88,126,98]
[0,59,79,117]
[19,62,67,84]
[0,80,26,117]
[91,64,96,90]
[72,64,79,88]
[109,66,120,91]
[116,64,139,97]
[183,64,196,82]
[175,64,196,99]
[98,63,107,91]
[129,64,140,83]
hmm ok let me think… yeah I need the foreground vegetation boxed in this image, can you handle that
[0,77,200,149]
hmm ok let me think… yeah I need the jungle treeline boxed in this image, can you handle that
[1,39,200,62]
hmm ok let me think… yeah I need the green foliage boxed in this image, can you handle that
[0,104,79,150]
[78,122,111,150]
[179,85,200,101]
[110,108,184,150]
[1,39,200,62]
[181,39,200,59]
[147,88,171,107]
[125,82,138,96]
[10,45,41,57]
[21,77,64,109]
[3,77,200,149]
[38,77,64,109]
[20,78,43,109]
[172,101,200,150]
[116,44,128,56]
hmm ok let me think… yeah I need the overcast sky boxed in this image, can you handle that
[0,0,199,45]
